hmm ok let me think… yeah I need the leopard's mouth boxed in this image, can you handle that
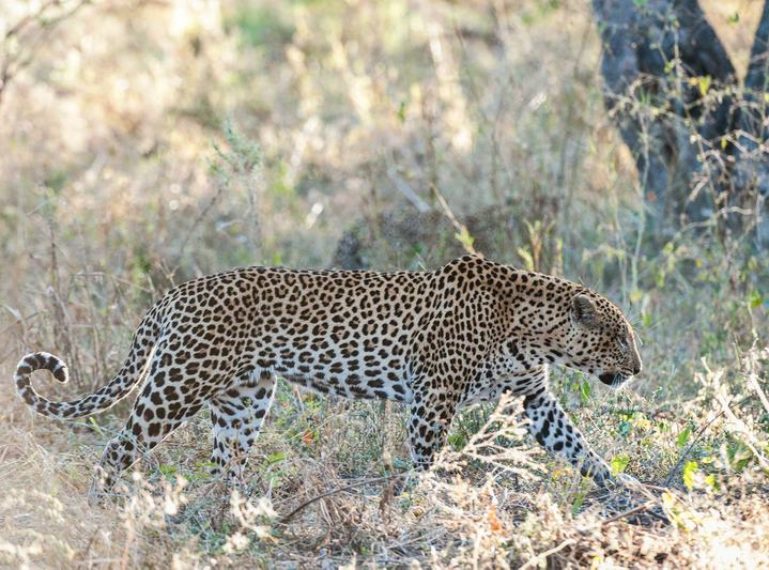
[598,372,629,387]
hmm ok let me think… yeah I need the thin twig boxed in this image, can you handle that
[430,183,478,256]
[663,394,755,486]
[0,0,91,105]
[385,162,431,214]
[279,473,407,524]
[663,411,724,487]
[599,500,655,526]
[520,538,576,570]
[176,182,226,266]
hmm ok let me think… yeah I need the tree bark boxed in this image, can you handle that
[593,0,768,245]
[735,3,769,201]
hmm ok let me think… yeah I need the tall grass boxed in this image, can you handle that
[0,0,767,567]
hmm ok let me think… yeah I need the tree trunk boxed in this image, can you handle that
[735,3,769,193]
[592,0,769,246]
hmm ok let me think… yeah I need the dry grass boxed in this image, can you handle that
[1,0,768,567]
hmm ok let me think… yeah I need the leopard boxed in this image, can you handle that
[14,255,642,497]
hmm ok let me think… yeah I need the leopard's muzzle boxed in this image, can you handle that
[599,372,630,387]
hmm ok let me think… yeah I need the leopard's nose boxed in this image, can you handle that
[632,363,642,375]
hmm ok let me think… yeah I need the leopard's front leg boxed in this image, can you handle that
[407,386,460,470]
[523,389,612,485]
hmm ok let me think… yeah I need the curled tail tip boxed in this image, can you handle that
[15,351,69,384]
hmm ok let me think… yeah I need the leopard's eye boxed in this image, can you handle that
[616,337,629,352]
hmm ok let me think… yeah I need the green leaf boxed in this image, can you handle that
[727,440,754,472]
[697,75,711,97]
[265,451,287,465]
[159,464,177,477]
[682,460,698,491]
[447,432,467,450]
[748,290,763,310]
[618,420,631,438]
[516,247,535,272]
[610,454,630,476]
[676,425,692,448]
[579,379,591,405]
[728,12,740,24]
[571,491,586,516]
[455,227,475,250]
[397,100,407,123]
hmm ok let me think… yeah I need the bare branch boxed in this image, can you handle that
[0,0,91,106]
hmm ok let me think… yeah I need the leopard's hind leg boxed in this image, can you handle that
[209,369,276,482]
[89,343,212,500]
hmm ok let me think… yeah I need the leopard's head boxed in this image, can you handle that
[562,293,642,388]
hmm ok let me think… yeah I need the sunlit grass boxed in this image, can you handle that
[0,0,767,566]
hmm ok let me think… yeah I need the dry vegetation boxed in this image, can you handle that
[1,0,768,567]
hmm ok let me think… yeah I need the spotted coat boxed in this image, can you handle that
[14,255,642,495]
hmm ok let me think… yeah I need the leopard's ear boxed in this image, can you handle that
[571,294,599,328]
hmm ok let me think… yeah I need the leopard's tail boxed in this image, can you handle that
[14,305,161,420]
